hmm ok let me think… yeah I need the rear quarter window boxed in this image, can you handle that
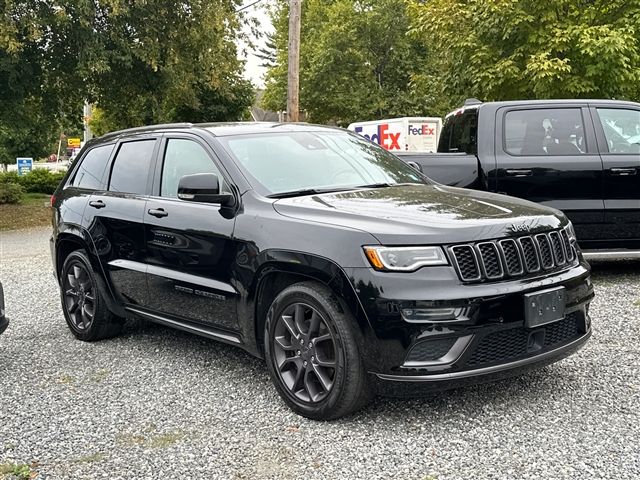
[71,144,114,190]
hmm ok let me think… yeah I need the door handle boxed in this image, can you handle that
[505,169,533,177]
[610,167,637,176]
[147,208,168,218]
[88,200,106,209]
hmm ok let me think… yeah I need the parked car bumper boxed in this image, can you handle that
[346,259,594,388]
[0,282,8,335]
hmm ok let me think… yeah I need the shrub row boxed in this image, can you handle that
[0,169,66,195]
[0,182,24,204]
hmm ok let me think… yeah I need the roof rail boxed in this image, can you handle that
[99,123,194,140]
[464,98,483,106]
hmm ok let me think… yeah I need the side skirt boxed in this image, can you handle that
[125,306,242,346]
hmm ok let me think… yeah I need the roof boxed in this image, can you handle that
[446,98,640,118]
[95,122,344,143]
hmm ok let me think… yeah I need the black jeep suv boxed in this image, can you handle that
[51,123,594,419]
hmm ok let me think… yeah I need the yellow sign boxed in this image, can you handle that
[67,138,81,148]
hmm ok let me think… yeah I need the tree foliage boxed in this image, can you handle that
[0,0,255,164]
[410,0,640,102]
[262,0,449,125]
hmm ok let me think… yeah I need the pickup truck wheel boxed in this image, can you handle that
[60,250,123,341]
[264,281,373,420]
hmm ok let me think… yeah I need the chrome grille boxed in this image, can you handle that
[449,227,578,283]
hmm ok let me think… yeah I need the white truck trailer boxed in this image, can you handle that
[348,117,442,153]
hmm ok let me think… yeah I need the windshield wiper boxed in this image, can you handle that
[355,182,420,189]
[267,187,354,199]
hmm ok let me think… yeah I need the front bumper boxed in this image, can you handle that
[346,259,594,387]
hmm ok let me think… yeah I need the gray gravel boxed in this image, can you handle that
[0,227,639,479]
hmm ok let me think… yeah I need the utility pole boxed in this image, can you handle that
[287,0,302,122]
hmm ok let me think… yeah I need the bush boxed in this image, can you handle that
[0,171,20,185]
[0,182,24,204]
[17,168,66,194]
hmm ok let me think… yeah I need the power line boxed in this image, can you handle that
[236,0,264,12]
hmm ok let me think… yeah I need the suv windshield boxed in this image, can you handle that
[218,130,427,196]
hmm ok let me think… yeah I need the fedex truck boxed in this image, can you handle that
[348,117,442,153]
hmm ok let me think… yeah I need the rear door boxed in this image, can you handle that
[141,134,240,332]
[591,105,640,245]
[494,106,604,241]
[84,136,159,306]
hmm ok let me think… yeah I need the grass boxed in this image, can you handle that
[0,193,51,231]
[0,462,36,479]
[116,429,186,449]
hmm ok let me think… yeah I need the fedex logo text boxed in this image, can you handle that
[408,124,436,136]
[354,124,401,150]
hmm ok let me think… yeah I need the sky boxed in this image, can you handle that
[238,1,274,88]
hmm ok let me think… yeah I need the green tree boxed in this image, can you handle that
[410,0,640,102]
[262,0,447,125]
[1,0,254,162]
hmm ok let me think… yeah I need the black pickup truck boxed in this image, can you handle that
[398,99,640,254]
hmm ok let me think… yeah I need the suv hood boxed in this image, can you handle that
[272,184,565,245]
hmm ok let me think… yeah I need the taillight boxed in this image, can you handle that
[50,194,56,207]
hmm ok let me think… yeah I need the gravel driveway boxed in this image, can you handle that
[1,227,639,479]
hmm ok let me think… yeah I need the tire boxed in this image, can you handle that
[60,249,123,341]
[264,281,373,420]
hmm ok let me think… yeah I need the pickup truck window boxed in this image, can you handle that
[596,108,640,154]
[505,108,586,156]
[438,110,477,154]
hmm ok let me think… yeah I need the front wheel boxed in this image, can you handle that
[264,281,373,420]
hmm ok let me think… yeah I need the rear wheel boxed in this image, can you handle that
[60,250,123,341]
[264,281,373,420]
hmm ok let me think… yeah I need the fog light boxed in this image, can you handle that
[401,307,468,323]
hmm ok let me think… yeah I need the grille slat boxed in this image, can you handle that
[498,239,524,275]
[450,228,577,284]
[549,231,566,265]
[476,242,503,279]
[450,245,481,281]
[519,237,540,272]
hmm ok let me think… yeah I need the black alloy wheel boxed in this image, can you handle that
[272,302,337,403]
[63,262,96,331]
[60,249,123,341]
[265,281,373,420]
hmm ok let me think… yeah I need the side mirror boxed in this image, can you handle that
[177,173,235,206]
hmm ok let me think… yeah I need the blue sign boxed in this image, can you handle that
[16,157,33,176]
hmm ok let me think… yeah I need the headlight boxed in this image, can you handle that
[363,246,448,271]
[566,222,577,242]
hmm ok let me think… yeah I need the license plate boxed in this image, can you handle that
[524,286,566,328]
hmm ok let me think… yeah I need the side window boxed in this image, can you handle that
[505,108,586,156]
[439,111,478,154]
[108,140,156,194]
[596,108,640,154]
[71,144,114,190]
[160,139,226,198]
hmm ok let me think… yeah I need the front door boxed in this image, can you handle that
[592,106,640,245]
[142,135,240,332]
[84,138,158,306]
[494,106,605,241]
